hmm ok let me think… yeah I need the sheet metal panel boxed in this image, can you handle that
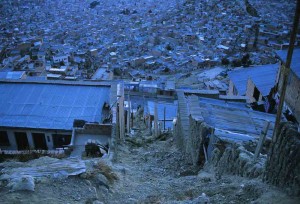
[228,64,278,96]
[0,82,110,130]
[276,49,300,78]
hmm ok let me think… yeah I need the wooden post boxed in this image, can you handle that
[203,144,208,164]
[127,94,131,134]
[126,109,130,134]
[206,128,215,161]
[273,0,300,142]
[254,121,270,161]
[117,84,125,142]
[148,113,151,134]
[130,96,133,128]
[163,106,166,131]
[154,102,158,137]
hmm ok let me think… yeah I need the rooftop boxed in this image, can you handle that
[188,95,276,142]
[228,64,279,96]
[146,100,177,129]
[0,80,111,131]
[0,71,26,79]
[276,48,300,78]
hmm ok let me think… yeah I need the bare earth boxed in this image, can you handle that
[2,123,299,204]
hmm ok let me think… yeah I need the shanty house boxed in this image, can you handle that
[0,80,113,151]
[175,92,276,166]
[228,64,279,103]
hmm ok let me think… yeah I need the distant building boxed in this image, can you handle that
[0,80,113,151]
[92,68,113,81]
[53,55,69,65]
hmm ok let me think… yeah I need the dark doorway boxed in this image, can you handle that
[253,86,260,101]
[15,132,29,150]
[52,134,71,148]
[32,133,48,150]
[0,131,10,146]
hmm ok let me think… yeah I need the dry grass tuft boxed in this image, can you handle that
[94,161,119,183]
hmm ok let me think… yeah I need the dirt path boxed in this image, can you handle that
[0,125,299,203]
[107,129,300,204]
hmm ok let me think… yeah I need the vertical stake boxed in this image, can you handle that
[254,121,270,161]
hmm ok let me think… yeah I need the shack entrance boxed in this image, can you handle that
[32,133,48,150]
[15,132,29,150]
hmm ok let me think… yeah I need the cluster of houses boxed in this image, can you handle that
[0,0,299,163]
[1,0,297,82]
[1,48,299,157]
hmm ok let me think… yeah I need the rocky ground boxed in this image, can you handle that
[1,116,299,204]
[106,126,299,204]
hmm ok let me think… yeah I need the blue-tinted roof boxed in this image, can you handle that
[188,96,276,141]
[198,97,249,111]
[228,64,278,96]
[147,100,177,129]
[0,80,110,130]
[276,48,300,78]
[0,71,25,79]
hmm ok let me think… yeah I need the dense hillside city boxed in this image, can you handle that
[0,0,299,203]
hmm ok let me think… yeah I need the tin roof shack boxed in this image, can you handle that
[146,100,178,132]
[174,92,275,168]
[0,80,113,154]
[275,49,300,126]
[228,64,279,111]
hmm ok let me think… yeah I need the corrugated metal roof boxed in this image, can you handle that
[276,48,300,78]
[147,100,177,129]
[0,81,110,130]
[228,64,278,96]
[198,97,250,111]
[0,71,25,79]
[188,96,276,141]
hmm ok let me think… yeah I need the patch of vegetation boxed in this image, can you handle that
[231,59,242,67]
[94,162,119,183]
[165,44,173,51]
[90,1,100,9]
[221,58,230,66]
[231,54,252,67]
[0,150,66,163]
[245,0,260,17]
[241,53,252,67]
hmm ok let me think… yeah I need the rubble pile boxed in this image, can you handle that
[0,156,86,183]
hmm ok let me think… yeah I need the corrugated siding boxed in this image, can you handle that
[228,64,278,96]
[0,82,110,130]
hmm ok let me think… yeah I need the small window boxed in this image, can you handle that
[0,131,10,146]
